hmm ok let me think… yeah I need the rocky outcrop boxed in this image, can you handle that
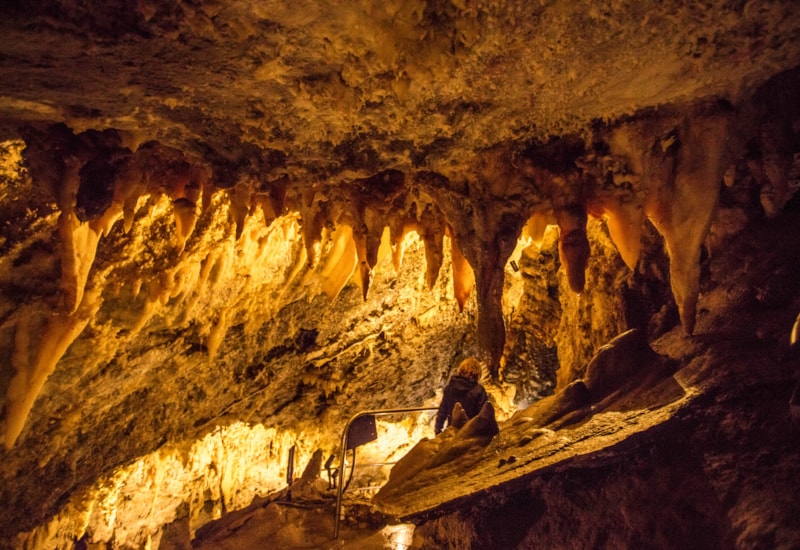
[375,400,499,503]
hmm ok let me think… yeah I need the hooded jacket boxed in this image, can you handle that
[435,375,488,434]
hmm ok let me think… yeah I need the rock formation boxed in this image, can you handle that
[0,1,799,548]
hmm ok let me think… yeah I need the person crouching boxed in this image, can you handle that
[434,357,488,435]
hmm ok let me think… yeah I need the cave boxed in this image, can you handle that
[1,2,800,549]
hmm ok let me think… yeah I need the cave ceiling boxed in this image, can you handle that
[2,1,799,359]
[2,1,798,172]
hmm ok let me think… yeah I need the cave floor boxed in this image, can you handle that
[191,494,399,550]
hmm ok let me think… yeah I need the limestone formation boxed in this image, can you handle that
[0,1,799,548]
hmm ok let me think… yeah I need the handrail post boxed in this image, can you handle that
[332,406,438,540]
[333,414,355,539]
[286,444,295,501]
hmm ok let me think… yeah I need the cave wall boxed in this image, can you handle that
[0,147,493,545]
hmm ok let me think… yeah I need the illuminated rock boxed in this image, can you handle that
[522,212,556,249]
[375,401,499,502]
[587,183,645,271]
[5,289,101,448]
[0,3,799,547]
[448,226,475,311]
[582,328,667,400]
[645,110,733,334]
[318,224,359,301]
[554,204,591,294]
[173,198,199,253]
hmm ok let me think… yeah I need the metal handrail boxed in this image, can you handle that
[333,406,438,539]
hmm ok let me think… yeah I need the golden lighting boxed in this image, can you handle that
[17,422,314,549]
[0,139,26,185]
[381,523,416,550]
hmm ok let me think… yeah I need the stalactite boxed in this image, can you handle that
[283,233,310,290]
[298,191,327,268]
[319,223,358,301]
[198,251,218,290]
[115,157,148,234]
[4,289,101,448]
[418,163,532,376]
[58,212,103,313]
[201,178,217,213]
[522,211,555,249]
[207,309,228,359]
[587,194,644,270]
[518,139,589,295]
[375,226,393,269]
[419,204,446,290]
[608,106,734,334]
[447,225,474,311]
[349,222,371,300]
[208,242,234,286]
[228,183,252,241]
[554,203,590,294]
[364,207,387,270]
[360,170,406,270]
[173,198,199,253]
[388,213,414,272]
[643,112,732,334]
[252,190,276,228]
[131,295,159,335]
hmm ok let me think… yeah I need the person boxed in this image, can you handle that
[434,357,488,434]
